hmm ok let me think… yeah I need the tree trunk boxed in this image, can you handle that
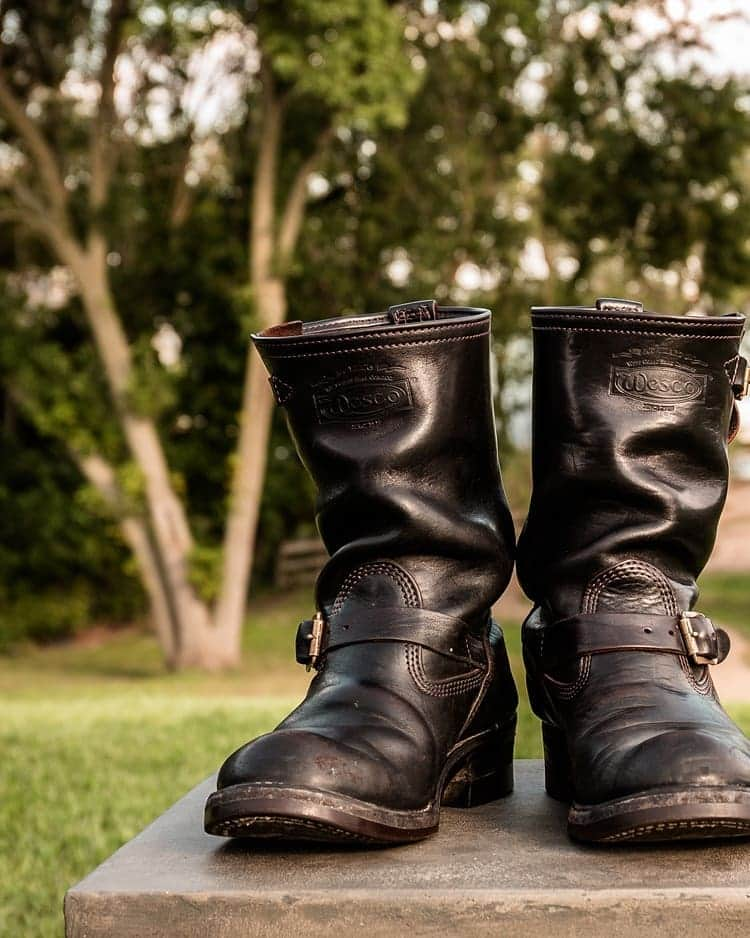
[212,74,287,654]
[213,278,285,649]
[75,451,178,666]
[66,238,236,669]
[120,516,180,665]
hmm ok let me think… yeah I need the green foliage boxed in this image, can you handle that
[231,282,258,336]
[188,542,223,603]
[126,336,179,419]
[0,585,91,648]
[259,0,421,127]
[0,286,123,460]
[115,461,149,514]
[0,419,146,647]
[697,571,750,640]
[540,3,750,305]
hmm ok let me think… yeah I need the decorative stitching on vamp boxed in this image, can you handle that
[679,656,714,696]
[406,643,485,696]
[405,644,485,697]
[544,655,591,701]
[582,560,678,615]
[331,561,420,615]
[458,628,495,736]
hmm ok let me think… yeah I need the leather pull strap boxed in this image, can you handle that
[594,297,644,314]
[538,612,730,670]
[727,355,748,444]
[387,299,438,324]
[296,607,471,670]
[730,355,749,400]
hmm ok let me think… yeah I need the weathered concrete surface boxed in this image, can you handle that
[65,761,750,938]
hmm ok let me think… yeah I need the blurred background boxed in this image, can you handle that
[1,1,750,935]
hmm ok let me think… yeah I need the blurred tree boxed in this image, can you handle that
[0,0,216,667]
[0,398,144,648]
[538,1,750,311]
[0,0,419,668]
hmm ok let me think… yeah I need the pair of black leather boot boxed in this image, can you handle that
[204,297,750,845]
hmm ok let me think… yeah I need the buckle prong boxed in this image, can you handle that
[679,611,718,665]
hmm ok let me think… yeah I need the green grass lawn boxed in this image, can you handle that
[1,574,748,937]
[698,571,750,643]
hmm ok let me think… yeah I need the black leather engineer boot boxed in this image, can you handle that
[204,300,518,844]
[518,296,750,843]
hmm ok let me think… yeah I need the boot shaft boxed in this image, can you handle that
[253,300,515,625]
[517,297,746,618]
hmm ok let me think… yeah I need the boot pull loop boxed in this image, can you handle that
[729,355,749,400]
[594,297,644,314]
[387,299,438,324]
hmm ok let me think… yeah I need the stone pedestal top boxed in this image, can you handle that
[65,761,750,937]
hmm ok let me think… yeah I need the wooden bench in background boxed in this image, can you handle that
[274,537,327,589]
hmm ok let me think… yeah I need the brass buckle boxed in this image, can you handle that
[306,611,326,672]
[678,611,718,665]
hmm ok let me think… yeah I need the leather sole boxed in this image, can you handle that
[543,723,750,844]
[204,718,516,845]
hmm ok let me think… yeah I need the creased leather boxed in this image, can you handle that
[518,301,750,806]
[214,305,518,812]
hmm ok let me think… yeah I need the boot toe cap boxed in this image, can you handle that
[583,726,750,803]
[217,727,431,809]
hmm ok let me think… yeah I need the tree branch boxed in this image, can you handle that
[4,178,82,268]
[0,69,68,218]
[69,449,179,663]
[250,61,285,284]
[277,124,334,267]
[75,450,130,512]
[2,179,68,247]
[168,138,195,229]
[89,0,130,215]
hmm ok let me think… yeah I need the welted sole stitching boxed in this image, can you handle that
[599,818,750,842]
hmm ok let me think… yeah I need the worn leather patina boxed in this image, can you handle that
[518,297,750,843]
[205,301,518,844]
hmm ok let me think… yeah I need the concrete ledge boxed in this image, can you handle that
[65,761,750,937]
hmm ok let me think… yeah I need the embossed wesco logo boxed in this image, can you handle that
[312,365,414,425]
[609,360,707,405]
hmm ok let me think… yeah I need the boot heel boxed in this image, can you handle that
[542,723,574,802]
[442,717,516,808]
